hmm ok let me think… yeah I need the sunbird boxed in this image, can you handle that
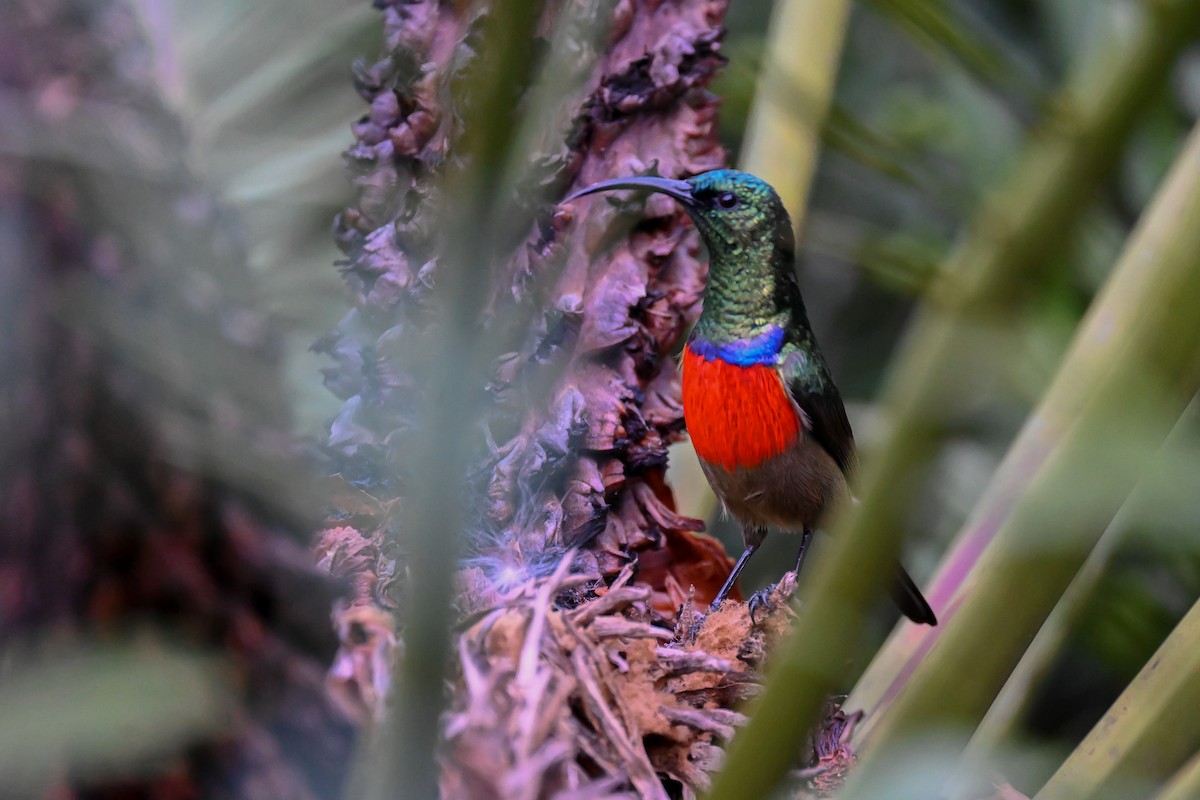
[566,169,937,626]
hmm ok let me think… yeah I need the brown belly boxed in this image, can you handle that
[699,435,846,533]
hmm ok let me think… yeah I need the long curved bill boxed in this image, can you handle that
[564,176,695,206]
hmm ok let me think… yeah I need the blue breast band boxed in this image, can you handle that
[689,325,784,366]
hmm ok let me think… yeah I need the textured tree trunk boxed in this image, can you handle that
[0,1,844,798]
[0,2,354,797]
[317,1,820,797]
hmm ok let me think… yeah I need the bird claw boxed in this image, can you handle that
[748,569,802,626]
[747,584,776,626]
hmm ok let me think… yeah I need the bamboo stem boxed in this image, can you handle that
[947,519,1121,795]
[738,0,853,240]
[1154,750,1200,800]
[705,2,1200,797]
[848,0,1200,732]
[351,4,547,798]
[1035,598,1200,800]
[843,121,1200,794]
[950,402,1199,800]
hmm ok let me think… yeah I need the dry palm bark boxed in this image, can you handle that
[0,2,354,797]
[318,1,838,796]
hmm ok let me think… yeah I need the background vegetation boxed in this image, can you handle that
[3,0,1200,798]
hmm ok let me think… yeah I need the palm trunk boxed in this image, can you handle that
[316,1,818,796]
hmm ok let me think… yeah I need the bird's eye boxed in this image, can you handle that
[716,192,739,210]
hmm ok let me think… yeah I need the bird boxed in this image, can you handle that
[566,169,937,626]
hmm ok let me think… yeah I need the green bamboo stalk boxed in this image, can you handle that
[705,4,1200,798]
[949,402,1199,800]
[1034,598,1200,800]
[841,122,1200,795]
[848,0,1200,740]
[350,4,547,799]
[1154,750,1200,800]
[849,1,1200,724]
[945,519,1120,798]
[676,0,853,533]
[739,0,853,239]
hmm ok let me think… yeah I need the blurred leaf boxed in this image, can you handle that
[0,644,231,791]
[1075,570,1180,678]
[711,3,1200,796]
[131,0,381,432]
[846,119,1200,796]
[869,0,1044,109]
[1039,0,1128,77]
[828,97,943,180]
[1156,750,1200,800]
[1035,597,1200,800]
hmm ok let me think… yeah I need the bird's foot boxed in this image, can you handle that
[747,586,775,627]
[747,570,800,627]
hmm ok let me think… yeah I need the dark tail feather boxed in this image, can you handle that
[891,563,937,625]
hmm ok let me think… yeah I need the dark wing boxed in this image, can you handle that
[778,346,856,477]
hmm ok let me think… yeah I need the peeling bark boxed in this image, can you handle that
[316,1,836,795]
[319,0,731,695]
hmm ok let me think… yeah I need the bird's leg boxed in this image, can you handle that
[705,532,763,614]
[687,528,764,640]
[746,584,774,626]
[792,527,814,577]
[748,528,814,626]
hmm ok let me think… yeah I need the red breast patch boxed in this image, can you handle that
[681,344,802,472]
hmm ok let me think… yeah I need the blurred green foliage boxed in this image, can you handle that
[0,644,231,795]
[8,0,1200,796]
[131,0,381,436]
[691,3,1200,798]
[698,0,1198,683]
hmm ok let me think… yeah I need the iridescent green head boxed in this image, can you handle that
[565,168,793,260]
[567,169,803,342]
